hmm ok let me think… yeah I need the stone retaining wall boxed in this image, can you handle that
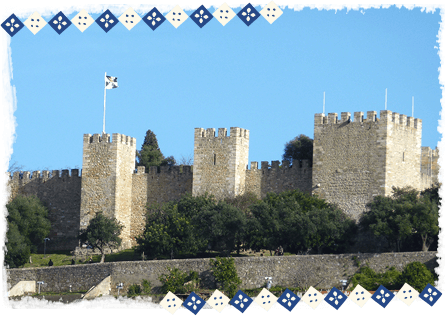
[7,252,437,295]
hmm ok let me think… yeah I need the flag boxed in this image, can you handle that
[105,75,118,89]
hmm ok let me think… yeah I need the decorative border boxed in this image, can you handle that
[1,1,442,315]
[1,2,284,37]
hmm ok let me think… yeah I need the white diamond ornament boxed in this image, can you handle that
[165,5,188,28]
[254,288,278,311]
[208,289,230,313]
[260,1,283,24]
[395,283,419,306]
[23,12,47,35]
[348,284,372,308]
[301,287,323,309]
[160,291,183,314]
[213,3,236,26]
[71,10,94,32]
[118,7,141,30]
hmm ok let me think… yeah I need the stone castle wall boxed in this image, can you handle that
[312,111,387,221]
[130,165,193,247]
[311,110,434,222]
[245,160,313,198]
[79,133,136,249]
[7,170,82,251]
[7,112,438,251]
[7,252,437,294]
[192,127,249,199]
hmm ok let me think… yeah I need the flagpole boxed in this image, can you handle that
[103,72,107,134]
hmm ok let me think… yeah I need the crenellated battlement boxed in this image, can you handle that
[194,127,249,139]
[83,133,136,147]
[134,165,193,175]
[248,159,311,171]
[314,110,422,130]
[9,169,81,181]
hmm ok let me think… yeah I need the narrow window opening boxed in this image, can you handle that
[213,154,216,165]
[361,115,364,122]
[202,132,204,137]
[403,152,405,162]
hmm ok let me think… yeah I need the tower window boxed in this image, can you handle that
[213,154,216,165]
[403,152,405,162]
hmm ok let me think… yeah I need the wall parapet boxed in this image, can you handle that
[134,165,193,175]
[9,169,81,181]
[194,127,249,139]
[248,160,310,171]
[314,110,422,130]
[83,133,136,147]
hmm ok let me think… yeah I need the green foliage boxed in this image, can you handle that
[350,261,437,293]
[5,222,31,268]
[361,186,439,252]
[78,212,124,263]
[6,195,51,253]
[245,190,357,254]
[282,134,313,167]
[350,266,401,291]
[136,200,205,258]
[127,284,142,297]
[210,257,242,298]
[304,207,357,254]
[396,262,436,292]
[136,129,176,169]
[159,267,200,294]
[193,202,247,255]
[142,279,152,294]
[126,280,152,297]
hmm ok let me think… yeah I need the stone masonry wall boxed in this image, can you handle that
[245,160,313,199]
[383,111,423,194]
[7,170,82,251]
[79,133,136,249]
[312,111,387,221]
[192,127,249,199]
[7,252,437,295]
[130,165,193,247]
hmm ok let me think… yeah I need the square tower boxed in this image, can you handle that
[80,132,136,249]
[312,110,423,221]
[193,127,249,199]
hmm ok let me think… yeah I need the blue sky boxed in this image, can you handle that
[6,5,442,172]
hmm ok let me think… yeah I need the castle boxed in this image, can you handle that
[7,110,439,251]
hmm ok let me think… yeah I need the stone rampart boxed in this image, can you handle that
[130,165,193,246]
[245,160,312,198]
[7,252,437,295]
[7,169,82,251]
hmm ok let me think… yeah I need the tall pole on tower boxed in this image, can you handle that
[323,92,325,115]
[103,72,107,134]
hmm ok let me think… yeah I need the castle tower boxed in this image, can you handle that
[193,127,249,199]
[80,133,136,249]
[312,110,423,221]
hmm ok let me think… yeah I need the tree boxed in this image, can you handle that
[361,186,439,252]
[137,201,205,258]
[136,129,176,169]
[6,195,51,253]
[5,222,31,268]
[304,207,357,254]
[410,197,439,251]
[194,202,247,255]
[78,212,124,263]
[282,134,313,166]
[396,262,437,292]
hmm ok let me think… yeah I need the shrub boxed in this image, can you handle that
[210,257,242,298]
[350,266,401,291]
[159,267,200,294]
[127,284,142,297]
[142,279,152,294]
[396,262,436,292]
